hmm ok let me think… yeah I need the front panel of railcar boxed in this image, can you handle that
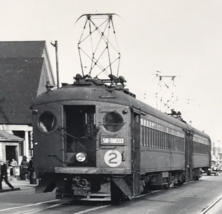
[32,99,132,199]
[32,104,64,172]
[95,104,131,173]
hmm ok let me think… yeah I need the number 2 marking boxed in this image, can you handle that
[104,150,122,167]
[109,152,117,164]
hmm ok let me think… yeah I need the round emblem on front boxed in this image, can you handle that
[104,150,122,167]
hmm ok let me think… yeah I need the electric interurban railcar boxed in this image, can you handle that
[31,75,211,201]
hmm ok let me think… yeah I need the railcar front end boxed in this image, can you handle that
[31,80,137,201]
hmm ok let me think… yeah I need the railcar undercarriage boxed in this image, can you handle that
[36,167,206,203]
[37,173,132,202]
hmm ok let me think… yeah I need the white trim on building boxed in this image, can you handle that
[0,124,33,161]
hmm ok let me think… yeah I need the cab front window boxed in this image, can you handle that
[39,111,57,132]
[103,112,124,132]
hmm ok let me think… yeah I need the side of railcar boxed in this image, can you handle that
[134,99,211,188]
[140,113,186,188]
[192,129,211,179]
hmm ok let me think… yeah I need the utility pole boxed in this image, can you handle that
[51,41,60,88]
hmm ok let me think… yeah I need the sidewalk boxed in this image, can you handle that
[0,176,37,193]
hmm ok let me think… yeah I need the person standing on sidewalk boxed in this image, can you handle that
[0,162,14,190]
[20,156,28,180]
[28,157,34,181]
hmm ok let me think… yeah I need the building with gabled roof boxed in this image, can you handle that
[0,41,55,164]
[0,130,23,164]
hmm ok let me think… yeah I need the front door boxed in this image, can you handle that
[64,105,96,167]
[185,131,193,182]
[131,110,141,196]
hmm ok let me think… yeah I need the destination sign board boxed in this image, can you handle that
[102,137,124,144]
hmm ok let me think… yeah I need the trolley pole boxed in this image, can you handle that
[51,41,60,88]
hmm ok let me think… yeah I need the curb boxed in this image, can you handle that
[0,188,21,193]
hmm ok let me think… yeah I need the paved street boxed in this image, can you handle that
[86,174,222,214]
[0,173,222,214]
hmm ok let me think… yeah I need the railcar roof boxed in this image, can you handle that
[32,82,210,140]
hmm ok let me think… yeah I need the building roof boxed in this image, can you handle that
[0,41,54,124]
[0,41,45,58]
[0,130,23,142]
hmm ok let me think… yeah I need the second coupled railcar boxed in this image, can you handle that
[31,75,211,201]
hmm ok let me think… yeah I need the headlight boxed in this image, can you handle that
[76,152,87,162]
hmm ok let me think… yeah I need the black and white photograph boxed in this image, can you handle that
[0,0,222,213]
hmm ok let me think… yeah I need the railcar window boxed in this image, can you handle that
[39,111,57,132]
[64,105,96,167]
[143,126,146,147]
[154,130,158,148]
[164,133,167,149]
[172,136,175,150]
[155,130,158,148]
[193,141,209,154]
[139,118,185,151]
[151,129,154,147]
[140,128,142,147]
[135,115,140,123]
[168,135,171,149]
[151,129,154,148]
[157,130,160,148]
[103,112,124,132]
[174,136,178,151]
[146,128,149,147]
[160,131,162,149]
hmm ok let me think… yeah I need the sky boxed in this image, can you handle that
[0,0,222,143]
